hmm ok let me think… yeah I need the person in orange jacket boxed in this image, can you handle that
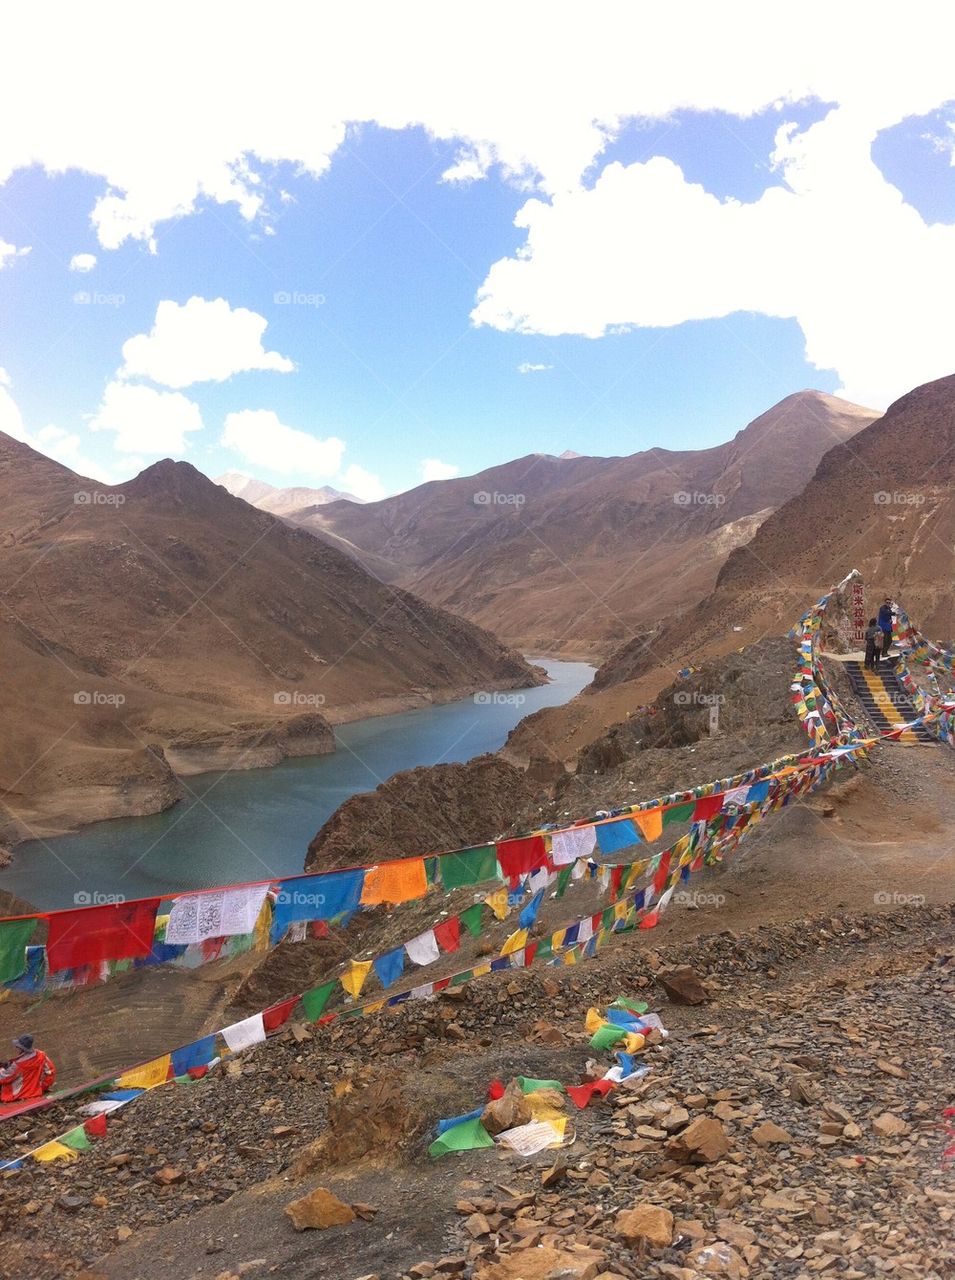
[0,1035,56,1103]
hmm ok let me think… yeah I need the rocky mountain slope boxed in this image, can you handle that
[507,374,955,763]
[0,438,540,847]
[292,391,876,656]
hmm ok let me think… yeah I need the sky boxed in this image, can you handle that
[0,4,954,498]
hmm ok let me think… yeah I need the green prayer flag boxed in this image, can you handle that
[590,1024,628,1051]
[61,1126,91,1151]
[599,906,615,930]
[536,936,553,959]
[450,969,473,987]
[301,980,335,1022]
[424,856,439,885]
[517,1076,565,1094]
[612,996,648,1014]
[429,1116,495,1158]
[440,845,499,889]
[459,903,484,938]
[0,918,36,985]
[663,801,695,828]
[554,866,573,899]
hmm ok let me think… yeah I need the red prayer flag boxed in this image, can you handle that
[609,866,624,898]
[187,1065,209,1079]
[638,910,660,930]
[83,1112,108,1139]
[433,916,461,953]
[495,835,547,884]
[488,1079,506,1100]
[523,941,538,968]
[566,1078,615,1109]
[432,977,451,992]
[652,851,671,896]
[46,898,161,973]
[692,794,724,822]
[262,996,298,1032]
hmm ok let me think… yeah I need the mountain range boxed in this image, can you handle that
[273,390,878,656]
[0,439,539,848]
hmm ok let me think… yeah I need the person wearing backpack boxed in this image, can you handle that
[864,618,882,670]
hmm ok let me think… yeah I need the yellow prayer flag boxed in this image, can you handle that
[584,1007,605,1034]
[622,1031,646,1054]
[551,928,566,950]
[500,928,528,956]
[362,999,385,1015]
[117,1054,171,1090]
[341,959,372,999]
[484,888,509,920]
[33,1140,77,1163]
[471,962,492,978]
[253,898,272,951]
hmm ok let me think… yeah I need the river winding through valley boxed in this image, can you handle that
[0,660,594,911]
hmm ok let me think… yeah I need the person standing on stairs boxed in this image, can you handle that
[877,598,895,666]
[864,618,882,670]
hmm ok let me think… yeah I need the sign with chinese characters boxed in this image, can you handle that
[850,579,866,647]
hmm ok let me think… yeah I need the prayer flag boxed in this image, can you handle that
[519,889,545,930]
[434,916,461,953]
[634,808,663,842]
[495,835,547,882]
[501,927,528,956]
[60,1125,91,1151]
[550,825,596,866]
[373,946,406,989]
[692,794,724,821]
[33,1141,77,1163]
[428,1116,494,1158]
[439,845,499,889]
[360,858,428,906]
[116,1054,171,1090]
[0,917,36,985]
[663,801,695,827]
[171,1036,216,1076]
[595,818,641,854]
[270,870,364,943]
[341,959,372,999]
[46,898,160,973]
[405,929,440,966]
[484,888,509,920]
[165,884,270,945]
[221,1012,266,1054]
[262,997,298,1032]
[301,980,336,1022]
[459,903,484,937]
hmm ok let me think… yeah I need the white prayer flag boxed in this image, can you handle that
[166,884,270,945]
[404,929,440,966]
[551,825,596,866]
[221,1012,266,1054]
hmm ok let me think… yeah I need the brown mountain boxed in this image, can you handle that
[215,472,364,513]
[506,373,955,764]
[294,391,876,656]
[0,437,540,846]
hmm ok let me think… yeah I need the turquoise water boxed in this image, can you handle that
[0,660,593,910]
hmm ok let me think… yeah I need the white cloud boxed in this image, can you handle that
[90,380,203,454]
[2,7,955,403]
[0,239,29,267]
[120,296,294,388]
[420,457,459,482]
[341,463,386,502]
[0,368,114,479]
[517,362,552,374]
[69,252,97,272]
[222,409,345,480]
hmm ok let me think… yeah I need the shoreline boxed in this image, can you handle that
[0,666,560,861]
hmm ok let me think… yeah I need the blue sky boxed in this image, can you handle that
[1,12,954,498]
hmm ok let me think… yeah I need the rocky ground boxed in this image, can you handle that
[0,903,951,1280]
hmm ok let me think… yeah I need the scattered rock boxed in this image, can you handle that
[872,1112,908,1136]
[615,1203,675,1248]
[284,1187,357,1231]
[481,1079,533,1136]
[667,1116,732,1163]
[475,1244,604,1280]
[750,1121,793,1146]
[657,965,708,1005]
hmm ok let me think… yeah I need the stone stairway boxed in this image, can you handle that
[843,659,936,745]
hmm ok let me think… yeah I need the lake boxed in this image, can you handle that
[0,660,594,910]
